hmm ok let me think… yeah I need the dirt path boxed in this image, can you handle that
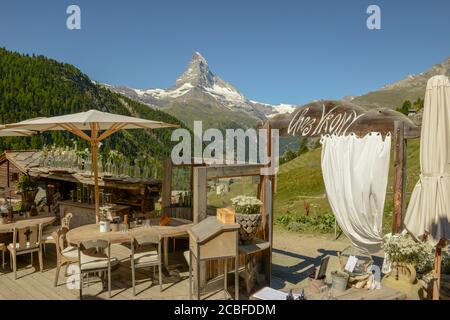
[271,226,383,290]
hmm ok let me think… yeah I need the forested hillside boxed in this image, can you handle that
[0,48,186,159]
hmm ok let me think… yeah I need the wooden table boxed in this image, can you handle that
[66,218,193,266]
[0,214,56,233]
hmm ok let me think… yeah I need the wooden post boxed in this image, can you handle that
[392,121,407,234]
[161,158,173,212]
[6,160,10,188]
[433,239,447,300]
[193,167,207,224]
[263,123,274,286]
[261,123,272,240]
[90,123,100,223]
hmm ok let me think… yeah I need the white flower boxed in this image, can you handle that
[231,196,262,215]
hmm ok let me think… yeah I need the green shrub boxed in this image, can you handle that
[276,212,338,233]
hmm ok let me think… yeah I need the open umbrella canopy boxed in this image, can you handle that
[405,75,450,245]
[5,109,178,133]
[4,109,179,222]
[0,127,36,137]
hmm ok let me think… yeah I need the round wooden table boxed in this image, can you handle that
[66,218,193,266]
[0,214,56,233]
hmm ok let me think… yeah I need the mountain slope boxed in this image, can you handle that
[351,56,450,109]
[110,52,296,129]
[0,48,186,159]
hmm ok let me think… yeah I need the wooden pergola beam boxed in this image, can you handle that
[392,121,407,234]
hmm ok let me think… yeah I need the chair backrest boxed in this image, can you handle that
[78,239,110,259]
[12,223,43,251]
[61,212,73,229]
[53,227,69,258]
[79,239,109,251]
[131,234,161,255]
[133,234,160,246]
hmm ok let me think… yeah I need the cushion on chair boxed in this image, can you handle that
[80,252,119,271]
[61,246,78,259]
[133,250,159,265]
[7,242,39,252]
[43,233,55,242]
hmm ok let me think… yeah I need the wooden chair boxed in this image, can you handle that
[42,212,73,255]
[7,224,43,280]
[78,239,119,299]
[53,227,78,286]
[130,234,162,295]
[0,243,6,269]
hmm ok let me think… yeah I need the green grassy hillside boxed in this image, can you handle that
[274,138,421,234]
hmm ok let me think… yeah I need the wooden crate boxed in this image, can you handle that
[217,207,236,224]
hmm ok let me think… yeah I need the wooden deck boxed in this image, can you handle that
[0,243,240,300]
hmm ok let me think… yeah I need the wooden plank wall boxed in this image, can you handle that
[0,160,22,198]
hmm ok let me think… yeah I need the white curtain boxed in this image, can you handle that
[321,133,391,253]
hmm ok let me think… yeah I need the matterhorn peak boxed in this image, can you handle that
[175,51,215,88]
[193,51,207,64]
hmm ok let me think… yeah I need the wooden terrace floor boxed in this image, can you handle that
[0,243,244,300]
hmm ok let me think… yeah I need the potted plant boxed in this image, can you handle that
[231,195,263,244]
[381,233,435,299]
[99,208,111,233]
[16,174,38,213]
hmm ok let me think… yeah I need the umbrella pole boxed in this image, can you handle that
[90,124,100,224]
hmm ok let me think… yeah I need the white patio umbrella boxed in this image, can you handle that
[404,75,450,299]
[0,127,36,136]
[5,109,179,221]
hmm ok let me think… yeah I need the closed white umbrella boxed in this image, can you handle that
[6,109,178,221]
[404,75,450,299]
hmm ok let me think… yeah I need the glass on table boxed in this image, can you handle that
[119,223,129,233]
[143,219,151,228]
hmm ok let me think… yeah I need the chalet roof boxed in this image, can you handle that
[0,150,161,190]
[0,150,42,173]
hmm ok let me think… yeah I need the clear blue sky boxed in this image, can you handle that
[1,0,449,105]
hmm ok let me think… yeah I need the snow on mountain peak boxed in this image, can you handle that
[111,52,294,122]
[175,51,214,88]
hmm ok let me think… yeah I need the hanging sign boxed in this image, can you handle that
[266,100,421,139]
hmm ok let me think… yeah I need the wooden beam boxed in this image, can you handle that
[161,158,173,211]
[97,123,127,141]
[193,167,207,224]
[433,239,447,300]
[6,160,10,188]
[205,164,263,179]
[392,121,407,234]
[267,124,274,286]
[59,123,91,142]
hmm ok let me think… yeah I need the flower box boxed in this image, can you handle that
[217,207,235,224]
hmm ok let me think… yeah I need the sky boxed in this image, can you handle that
[0,0,449,106]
